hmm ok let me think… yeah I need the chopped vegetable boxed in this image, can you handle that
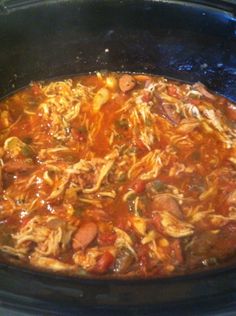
[93,87,110,112]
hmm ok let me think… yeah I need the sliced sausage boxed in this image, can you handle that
[3,159,35,173]
[72,222,98,250]
[151,194,183,219]
[119,74,136,93]
[92,251,115,274]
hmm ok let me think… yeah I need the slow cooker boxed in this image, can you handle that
[0,0,236,314]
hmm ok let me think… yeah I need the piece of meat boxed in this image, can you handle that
[72,222,98,250]
[114,248,134,274]
[151,194,183,219]
[184,232,217,269]
[119,74,136,93]
[167,85,180,98]
[153,211,193,238]
[185,225,236,269]
[193,82,216,100]
[162,104,181,125]
[92,251,115,274]
[3,159,35,173]
[150,92,163,115]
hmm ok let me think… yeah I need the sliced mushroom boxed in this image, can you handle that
[114,248,135,274]
[3,159,35,173]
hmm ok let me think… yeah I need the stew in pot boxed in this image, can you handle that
[0,72,236,277]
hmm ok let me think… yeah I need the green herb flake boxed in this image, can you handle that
[77,126,87,135]
[127,146,137,154]
[152,180,166,192]
[118,173,127,182]
[191,151,201,161]
[145,118,152,127]
[74,207,85,217]
[116,119,129,130]
[21,145,34,158]
[22,136,33,144]
[127,193,136,202]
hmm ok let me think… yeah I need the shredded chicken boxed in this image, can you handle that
[159,211,194,238]
[128,150,163,180]
[30,256,76,272]
[12,216,76,257]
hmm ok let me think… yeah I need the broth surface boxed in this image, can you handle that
[0,72,236,277]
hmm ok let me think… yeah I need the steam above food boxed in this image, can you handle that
[0,72,236,277]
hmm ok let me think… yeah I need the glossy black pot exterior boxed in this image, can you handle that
[0,0,236,314]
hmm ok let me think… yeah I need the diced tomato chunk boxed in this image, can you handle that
[71,128,86,142]
[188,98,200,106]
[171,240,183,264]
[142,90,152,102]
[31,83,41,96]
[93,251,115,274]
[131,179,146,194]
[152,214,164,234]
[98,231,117,246]
[116,217,129,231]
[21,217,31,228]
[137,244,150,272]
[167,85,179,98]
[135,138,146,151]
